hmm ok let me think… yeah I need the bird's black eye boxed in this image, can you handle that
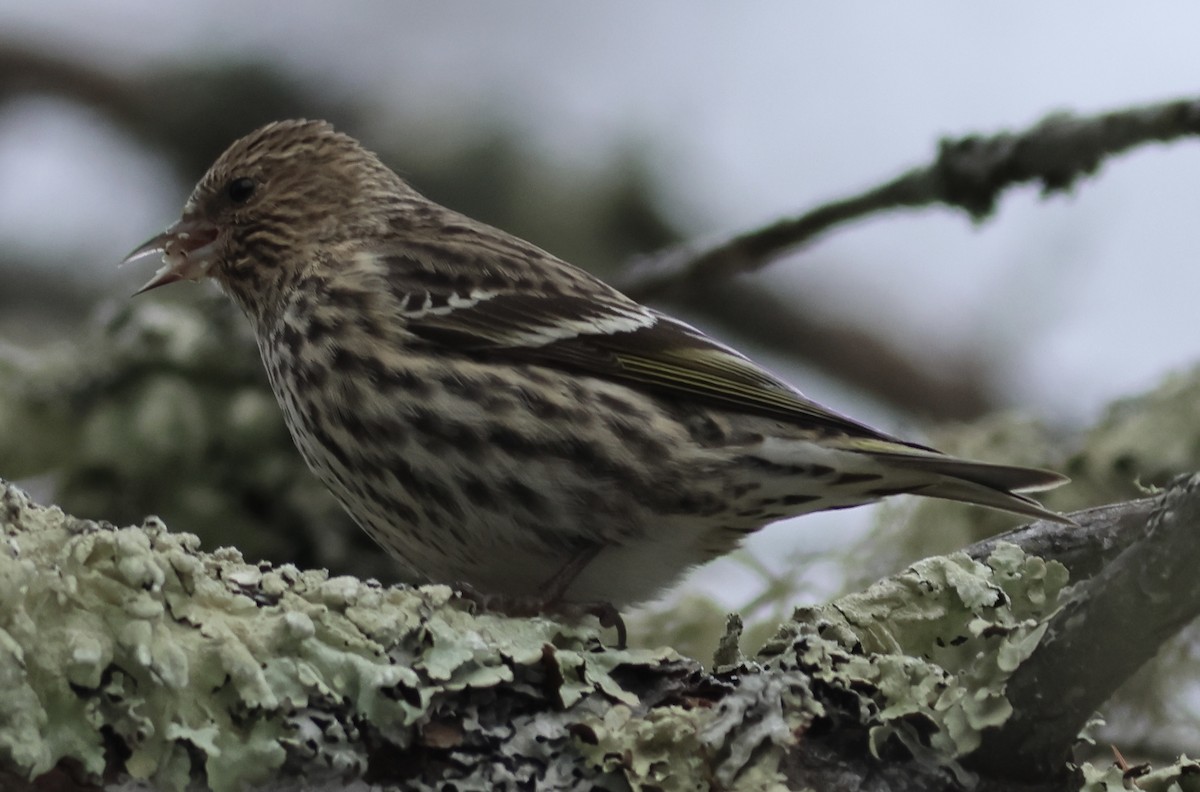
[226,177,256,204]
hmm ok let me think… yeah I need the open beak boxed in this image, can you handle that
[122,217,220,295]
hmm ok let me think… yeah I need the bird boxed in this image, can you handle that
[124,119,1070,623]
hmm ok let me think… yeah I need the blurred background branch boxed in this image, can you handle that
[11,43,1199,424]
[619,96,1200,300]
[616,97,1200,420]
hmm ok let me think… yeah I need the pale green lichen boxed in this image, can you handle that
[844,365,1200,759]
[0,477,1100,790]
[0,480,715,790]
[698,669,810,790]
[574,704,710,791]
[759,542,1070,779]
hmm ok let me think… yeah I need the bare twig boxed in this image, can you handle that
[619,97,1200,301]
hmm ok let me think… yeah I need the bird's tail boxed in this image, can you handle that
[867,448,1073,525]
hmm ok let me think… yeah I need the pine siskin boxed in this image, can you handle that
[124,119,1069,612]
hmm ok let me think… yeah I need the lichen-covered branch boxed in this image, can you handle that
[0,480,709,791]
[3,478,1199,791]
[851,365,1200,761]
[618,96,1200,301]
[967,498,1156,584]
[969,476,1200,781]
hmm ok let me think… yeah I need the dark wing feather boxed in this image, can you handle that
[376,242,911,443]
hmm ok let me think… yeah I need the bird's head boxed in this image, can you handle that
[124,119,409,315]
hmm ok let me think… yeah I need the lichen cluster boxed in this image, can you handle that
[756,543,1070,784]
[3,477,1178,790]
[0,480,807,791]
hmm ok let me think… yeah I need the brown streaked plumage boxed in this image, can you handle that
[124,119,1071,612]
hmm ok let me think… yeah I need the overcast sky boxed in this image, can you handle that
[2,3,1197,605]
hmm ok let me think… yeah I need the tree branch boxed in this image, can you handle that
[967,477,1200,781]
[619,96,1200,301]
[967,498,1157,582]
[2,474,1197,790]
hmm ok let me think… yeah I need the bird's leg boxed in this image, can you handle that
[537,546,628,650]
[532,546,627,649]
[451,545,627,648]
[537,543,603,602]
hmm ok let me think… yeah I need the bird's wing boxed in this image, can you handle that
[377,243,911,443]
